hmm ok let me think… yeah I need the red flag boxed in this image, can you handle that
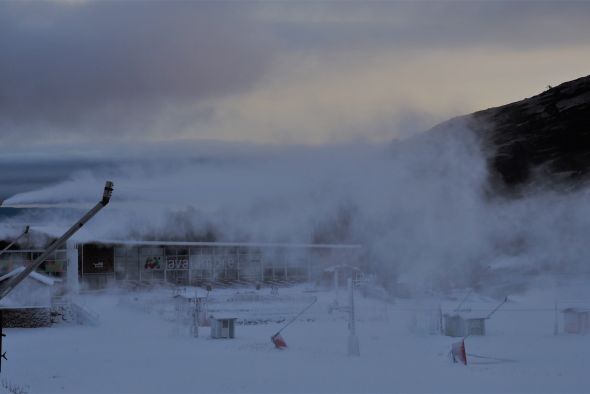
[451,340,467,365]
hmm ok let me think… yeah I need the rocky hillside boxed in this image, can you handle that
[433,75,590,189]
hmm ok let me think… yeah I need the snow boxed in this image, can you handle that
[1,281,589,393]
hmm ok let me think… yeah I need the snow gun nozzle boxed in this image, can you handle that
[102,181,114,205]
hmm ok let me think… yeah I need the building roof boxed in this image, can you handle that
[211,316,237,321]
[444,312,490,320]
[90,239,363,250]
[562,307,590,314]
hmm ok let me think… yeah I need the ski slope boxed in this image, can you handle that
[1,280,589,393]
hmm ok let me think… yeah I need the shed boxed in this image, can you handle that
[562,308,590,334]
[443,313,486,337]
[0,267,58,328]
[210,317,237,339]
[0,267,58,308]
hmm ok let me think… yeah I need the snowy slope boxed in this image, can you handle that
[1,280,589,393]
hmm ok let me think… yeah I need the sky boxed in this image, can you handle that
[1,0,590,148]
[2,0,590,286]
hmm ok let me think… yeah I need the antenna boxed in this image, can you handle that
[347,277,360,356]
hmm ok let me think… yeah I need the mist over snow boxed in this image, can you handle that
[4,124,590,292]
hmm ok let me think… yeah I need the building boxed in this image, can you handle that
[1,238,364,290]
[443,313,487,337]
[210,317,237,339]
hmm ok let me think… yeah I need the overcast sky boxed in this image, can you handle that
[0,0,589,148]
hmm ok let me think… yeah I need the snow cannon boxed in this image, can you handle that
[269,296,317,350]
[271,333,287,349]
[450,339,467,365]
[0,181,114,301]
[102,180,114,206]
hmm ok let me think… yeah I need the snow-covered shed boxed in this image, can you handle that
[0,267,58,308]
[443,313,486,337]
[210,317,237,339]
[562,308,590,335]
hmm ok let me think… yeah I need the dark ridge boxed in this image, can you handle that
[431,75,590,189]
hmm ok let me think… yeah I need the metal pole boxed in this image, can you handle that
[188,248,192,286]
[347,277,360,356]
[66,240,79,294]
[0,181,113,301]
[237,250,240,282]
[273,296,317,336]
[485,296,508,319]
[0,310,5,372]
[554,301,559,336]
[138,247,142,282]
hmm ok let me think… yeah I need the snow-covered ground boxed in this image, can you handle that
[1,279,589,393]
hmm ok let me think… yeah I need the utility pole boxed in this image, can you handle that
[347,277,360,356]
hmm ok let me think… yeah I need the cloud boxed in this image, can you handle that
[0,2,276,142]
[0,138,270,199]
[186,47,590,143]
[255,1,590,51]
[6,124,590,291]
[1,1,589,145]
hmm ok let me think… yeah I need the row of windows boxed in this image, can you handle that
[114,255,305,271]
[115,246,265,258]
[112,266,308,284]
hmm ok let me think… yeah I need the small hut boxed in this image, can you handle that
[562,308,590,335]
[0,267,57,308]
[0,267,59,327]
[443,296,507,337]
[210,317,237,339]
[443,313,487,337]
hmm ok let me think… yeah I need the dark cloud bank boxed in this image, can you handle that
[1,1,590,143]
[0,2,275,141]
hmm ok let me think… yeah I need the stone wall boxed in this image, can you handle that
[0,308,51,328]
